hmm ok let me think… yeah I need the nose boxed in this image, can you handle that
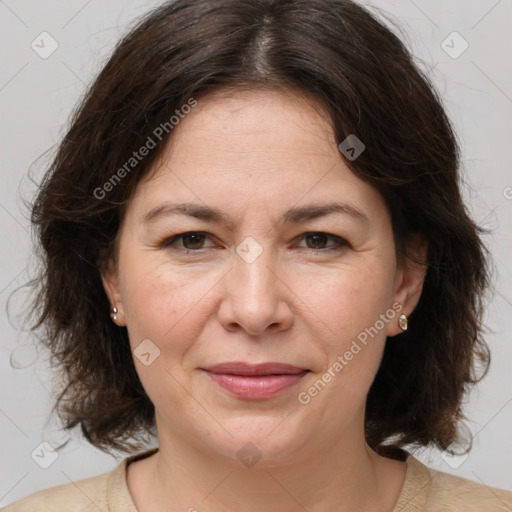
[217,242,293,337]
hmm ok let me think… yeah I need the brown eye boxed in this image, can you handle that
[297,232,348,253]
[159,231,213,252]
[181,232,206,249]
[304,233,329,249]
[159,231,348,255]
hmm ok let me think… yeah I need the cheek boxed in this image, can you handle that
[304,263,395,401]
[118,251,216,350]
[118,258,217,406]
[302,263,395,345]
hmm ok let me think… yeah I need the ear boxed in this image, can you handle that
[387,232,428,337]
[101,257,126,326]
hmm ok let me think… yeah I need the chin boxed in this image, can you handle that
[199,416,310,468]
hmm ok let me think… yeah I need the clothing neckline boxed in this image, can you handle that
[106,448,430,512]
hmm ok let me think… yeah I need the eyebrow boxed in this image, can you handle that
[141,201,369,228]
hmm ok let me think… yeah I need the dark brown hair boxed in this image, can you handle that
[26,0,492,457]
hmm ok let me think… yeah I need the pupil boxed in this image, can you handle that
[184,233,204,249]
[308,233,326,248]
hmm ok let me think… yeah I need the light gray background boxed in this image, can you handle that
[1,0,511,506]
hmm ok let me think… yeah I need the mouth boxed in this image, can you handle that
[200,362,310,399]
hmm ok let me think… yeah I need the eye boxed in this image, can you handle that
[296,232,349,252]
[158,231,214,251]
[158,231,349,254]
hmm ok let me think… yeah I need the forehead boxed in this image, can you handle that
[125,88,386,227]
[154,87,337,169]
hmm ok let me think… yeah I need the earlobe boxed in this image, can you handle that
[388,233,428,337]
[100,258,125,326]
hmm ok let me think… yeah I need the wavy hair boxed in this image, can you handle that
[25,0,492,456]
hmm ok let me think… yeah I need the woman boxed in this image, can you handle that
[4,0,511,510]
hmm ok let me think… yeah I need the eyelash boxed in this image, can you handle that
[158,231,349,255]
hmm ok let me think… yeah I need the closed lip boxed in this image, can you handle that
[201,362,309,376]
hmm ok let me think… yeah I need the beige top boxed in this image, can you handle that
[2,449,512,511]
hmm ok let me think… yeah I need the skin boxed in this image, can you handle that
[102,87,428,512]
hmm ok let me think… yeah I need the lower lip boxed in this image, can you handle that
[204,371,308,399]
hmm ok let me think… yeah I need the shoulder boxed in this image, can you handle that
[1,472,111,512]
[426,465,512,511]
[396,455,512,511]
[0,449,159,512]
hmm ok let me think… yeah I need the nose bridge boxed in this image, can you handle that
[222,234,287,334]
[233,234,276,302]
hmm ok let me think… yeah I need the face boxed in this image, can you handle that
[103,88,426,466]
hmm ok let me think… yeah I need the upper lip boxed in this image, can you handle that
[202,362,308,376]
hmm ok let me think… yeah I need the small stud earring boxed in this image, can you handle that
[398,314,408,331]
[110,307,118,322]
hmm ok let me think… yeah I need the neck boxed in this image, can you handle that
[128,419,406,512]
